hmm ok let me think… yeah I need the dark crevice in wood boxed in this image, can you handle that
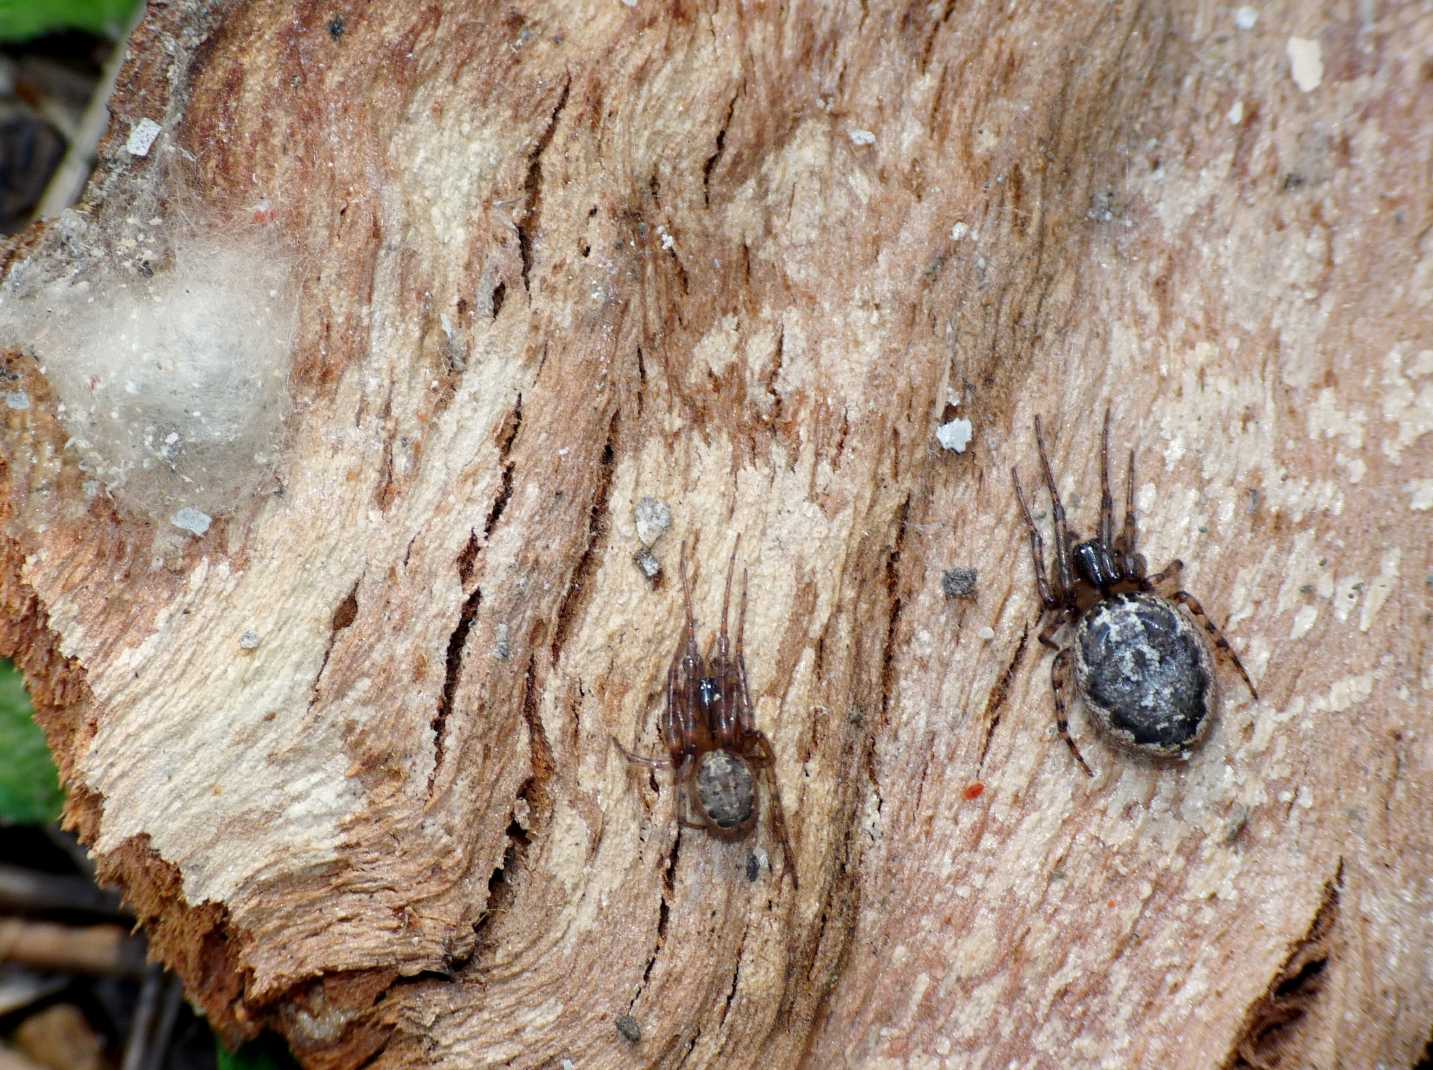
[977,624,1028,771]
[309,578,360,705]
[630,829,679,1014]
[470,787,533,959]
[702,88,738,207]
[878,494,911,725]
[516,78,570,296]
[484,394,522,539]
[1225,859,1343,1070]
[428,585,480,797]
[490,279,506,319]
[518,654,555,837]
[549,411,618,665]
[455,529,480,586]
[634,344,646,416]
[764,325,785,425]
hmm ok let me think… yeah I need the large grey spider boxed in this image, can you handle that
[1011,410,1259,774]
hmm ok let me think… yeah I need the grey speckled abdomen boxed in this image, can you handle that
[1073,592,1216,756]
[695,750,755,831]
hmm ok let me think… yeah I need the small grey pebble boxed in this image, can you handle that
[615,1014,641,1043]
[633,546,661,582]
[239,630,261,651]
[633,496,672,547]
[941,567,978,600]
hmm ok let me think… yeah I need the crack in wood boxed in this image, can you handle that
[516,78,571,296]
[308,579,361,708]
[1225,859,1344,1070]
[428,583,480,796]
[702,88,738,207]
[977,624,1028,771]
[484,394,522,539]
[549,411,618,665]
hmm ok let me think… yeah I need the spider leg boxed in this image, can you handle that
[1099,407,1115,552]
[610,734,673,770]
[1034,417,1076,604]
[712,539,743,745]
[1051,645,1093,776]
[1168,590,1260,702]
[1036,613,1065,652]
[1119,445,1139,576]
[745,733,799,890]
[726,568,759,742]
[1012,466,1061,610]
[672,756,710,831]
[1144,557,1183,590]
[678,531,701,660]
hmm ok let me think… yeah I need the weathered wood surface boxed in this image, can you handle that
[1,1,1429,1067]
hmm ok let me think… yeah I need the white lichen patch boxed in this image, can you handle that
[1289,604,1318,640]
[1358,548,1399,633]
[1379,347,1433,464]
[1406,479,1433,511]
[125,117,162,157]
[1286,37,1323,92]
[0,230,298,522]
[935,417,972,453]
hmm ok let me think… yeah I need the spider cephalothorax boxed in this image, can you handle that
[1011,409,1258,774]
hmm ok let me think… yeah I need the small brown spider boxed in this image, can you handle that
[613,537,798,887]
[1011,409,1258,775]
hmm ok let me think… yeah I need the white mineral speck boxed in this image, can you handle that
[634,496,672,546]
[1227,100,1244,124]
[126,118,162,157]
[848,128,877,146]
[936,417,973,453]
[4,391,30,411]
[1234,6,1258,29]
[978,626,996,641]
[950,222,970,241]
[239,630,261,650]
[171,506,212,536]
[1287,37,1323,92]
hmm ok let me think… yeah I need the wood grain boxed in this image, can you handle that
[1,1,1428,1067]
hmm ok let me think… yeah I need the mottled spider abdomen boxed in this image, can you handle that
[695,750,756,833]
[1074,592,1216,756]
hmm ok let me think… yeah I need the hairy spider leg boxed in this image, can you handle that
[1034,417,1076,606]
[672,754,714,832]
[734,568,757,736]
[1050,645,1094,776]
[711,536,744,747]
[670,533,713,758]
[746,732,799,889]
[1168,590,1260,702]
[1143,557,1184,590]
[1119,442,1141,578]
[1099,407,1116,554]
[610,734,673,770]
[1012,467,1061,611]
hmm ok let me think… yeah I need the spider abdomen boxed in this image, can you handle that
[1073,592,1216,757]
[695,749,756,833]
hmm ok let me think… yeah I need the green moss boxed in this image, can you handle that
[0,0,142,42]
[0,660,64,825]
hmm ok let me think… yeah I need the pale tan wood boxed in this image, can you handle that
[0,2,1428,1068]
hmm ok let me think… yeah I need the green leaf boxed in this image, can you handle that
[216,1034,301,1070]
[0,660,64,826]
[0,0,143,42]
